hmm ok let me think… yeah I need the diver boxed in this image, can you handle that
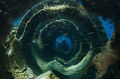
[57,38,69,54]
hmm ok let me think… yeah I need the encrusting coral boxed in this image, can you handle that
[92,41,118,78]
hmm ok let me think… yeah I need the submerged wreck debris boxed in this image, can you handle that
[4,0,108,79]
[0,0,119,79]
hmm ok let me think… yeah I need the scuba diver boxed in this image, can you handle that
[57,38,70,54]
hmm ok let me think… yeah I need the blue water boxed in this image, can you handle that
[99,16,114,39]
[55,36,71,50]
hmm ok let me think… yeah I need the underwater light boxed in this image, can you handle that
[6,0,108,79]
[55,36,71,54]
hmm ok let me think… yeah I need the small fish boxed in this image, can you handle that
[60,31,63,33]
[44,44,49,46]
[34,38,38,41]
[57,58,61,61]
[32,53,35,55]
[63,33,67,36]
[0,9,2,13]
[88,32,94,35]
[50,25,56,28]
[27,43,31,45]
[92,25,97,27]
[7,35,10,38]
[21,22,26,24]
[109,26,113,28]
[24,31,29,33]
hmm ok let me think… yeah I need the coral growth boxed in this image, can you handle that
[0,0,41,44]
[92,41,118,78]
